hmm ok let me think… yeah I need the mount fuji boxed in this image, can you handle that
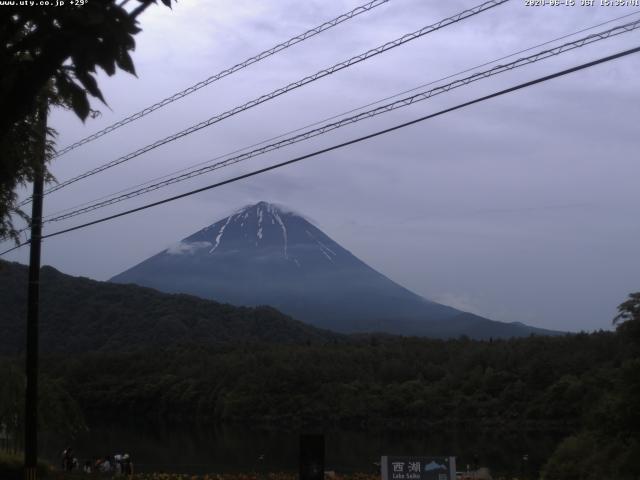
[110,202,556,338]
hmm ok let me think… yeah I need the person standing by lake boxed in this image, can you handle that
[122,453,133,476]
[61,447,73,472]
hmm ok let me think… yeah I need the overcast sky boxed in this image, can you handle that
[3,0,640,332]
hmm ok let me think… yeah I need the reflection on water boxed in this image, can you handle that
[41,423,565,477]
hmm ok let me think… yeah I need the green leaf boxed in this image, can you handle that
[66,81,90,121]
[76,71,105,104]
[115,50,136,76]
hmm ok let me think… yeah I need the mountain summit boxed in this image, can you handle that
[111,201,556,338]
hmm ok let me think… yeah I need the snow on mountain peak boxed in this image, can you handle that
[173,202,338,265]
[238,201,302,218]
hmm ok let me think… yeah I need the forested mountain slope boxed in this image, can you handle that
[0,260,341,354]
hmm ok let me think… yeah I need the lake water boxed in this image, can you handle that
[41,423,566,477]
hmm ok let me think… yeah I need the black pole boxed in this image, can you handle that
[24,99,47,480]
[299,434,324,480]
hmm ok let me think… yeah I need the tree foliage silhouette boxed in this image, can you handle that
[0,0,174,241]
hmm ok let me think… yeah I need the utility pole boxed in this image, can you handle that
[24,98,47,480]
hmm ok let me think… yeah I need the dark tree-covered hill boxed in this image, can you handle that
[0,260,342,354]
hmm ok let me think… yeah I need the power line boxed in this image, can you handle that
[42,9,640,221]
[27,0,509,203]
[40,18,640,224]
[52,0,392,159]
[3,44,638,257]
